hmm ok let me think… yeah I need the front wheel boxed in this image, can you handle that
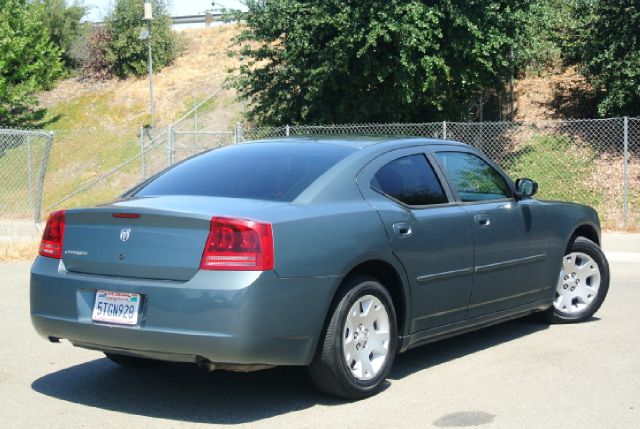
[308,276,397,400]
[544,236,610,323]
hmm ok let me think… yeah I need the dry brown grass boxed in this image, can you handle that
[515,67,596,121]
[38,24,243,130]
[125,24,242,127]
[0,240,38,262]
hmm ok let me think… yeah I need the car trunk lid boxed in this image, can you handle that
[61,196,284,281]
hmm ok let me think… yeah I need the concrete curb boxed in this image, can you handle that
[602,233,640,253]
[604,251,640,262]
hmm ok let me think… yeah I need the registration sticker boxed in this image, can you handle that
[91,290,141,325]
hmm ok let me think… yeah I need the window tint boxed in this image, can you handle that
[371,154,448,206]
[435,152,511,202]
[133,143,355,201]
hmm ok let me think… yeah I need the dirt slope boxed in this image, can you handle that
[38,24,243,130]
[514,67,597,121]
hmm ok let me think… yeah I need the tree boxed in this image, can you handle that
[37,0,88,69]
[0,0,63,126]
[105,0,178,78]
[569,0,640,117]
[232,0,549,125]
[516,0,577,72]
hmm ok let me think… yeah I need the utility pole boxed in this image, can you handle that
[142,1,155,130]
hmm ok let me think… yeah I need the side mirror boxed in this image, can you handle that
[515,178,538,199]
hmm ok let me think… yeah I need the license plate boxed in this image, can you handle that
[92,290,141,326]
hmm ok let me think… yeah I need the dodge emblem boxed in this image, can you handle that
[120,228,131,242]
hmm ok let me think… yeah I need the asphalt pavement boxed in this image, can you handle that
[1,234,638,429]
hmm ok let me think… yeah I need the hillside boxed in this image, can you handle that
[37,47,600,133]
[27,25,244,217]
[38,24,243,131]
[514,67,597,121]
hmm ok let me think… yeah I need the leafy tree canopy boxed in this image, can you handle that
[233,0,550,125]
[569,0,640,117]
[106,0,178,78]
[0,0,63,126]
[36,0,87,68]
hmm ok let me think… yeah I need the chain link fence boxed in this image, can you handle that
[39,127,184,221]
[0,129,53,240]
[168,86,240,162]
[628,118,640,225]
[239,118,639,228]
[1,117,639,243]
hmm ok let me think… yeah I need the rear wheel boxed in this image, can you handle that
[308,276,397,400]
[104,353,158,368]
[543,236,609,323]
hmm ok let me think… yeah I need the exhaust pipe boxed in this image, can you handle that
[196,358,217,372]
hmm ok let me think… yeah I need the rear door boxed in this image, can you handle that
[358,148,474,332]
[434,150,549,318]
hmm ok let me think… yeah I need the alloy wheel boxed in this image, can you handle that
[554,252,601,314]
[342,294,391,381]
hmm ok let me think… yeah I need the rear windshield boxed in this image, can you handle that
[131,142,356,201]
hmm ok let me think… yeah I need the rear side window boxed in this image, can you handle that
[435,152,511,202]
[133,143,355,201]
[371,154,448,206]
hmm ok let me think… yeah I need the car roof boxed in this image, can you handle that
[246,135,469,151]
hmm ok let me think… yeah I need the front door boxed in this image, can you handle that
[358,149,475,332]
[434,150,549,319]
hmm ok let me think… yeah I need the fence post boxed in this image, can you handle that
[286,124,290,136]
[171,126,176,164]
[623,116,629,227]
[139,127,146,180]
[194,100,198,148]
[234,122,243,143]
[26,135,34,213]
[167,125,175,166]
[442,121,447,140]
[34,132,54,224]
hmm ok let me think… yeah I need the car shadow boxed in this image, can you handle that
[31,316,553,424]
[389,315,552,380]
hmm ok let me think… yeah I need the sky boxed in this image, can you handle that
[83,0,247,22]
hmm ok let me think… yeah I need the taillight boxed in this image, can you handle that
[200,217,274,271]
[39,210,66,259]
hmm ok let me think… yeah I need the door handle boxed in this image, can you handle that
[392,222,412,237]
[474,213,491,227]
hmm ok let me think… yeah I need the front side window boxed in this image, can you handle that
[371,154,448,206]
[436,152,511,202]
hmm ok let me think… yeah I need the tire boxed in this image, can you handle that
[104,352,158,368]
[308,275,398,400]
[543,236,610,323]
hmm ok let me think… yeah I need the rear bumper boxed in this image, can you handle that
[30,257,339,366]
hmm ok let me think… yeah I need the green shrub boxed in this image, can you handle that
[37,0,88,69]
[568,0,640,116]
[105,0,178,78]
[0,0,63,126]
[232,0,566,125]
